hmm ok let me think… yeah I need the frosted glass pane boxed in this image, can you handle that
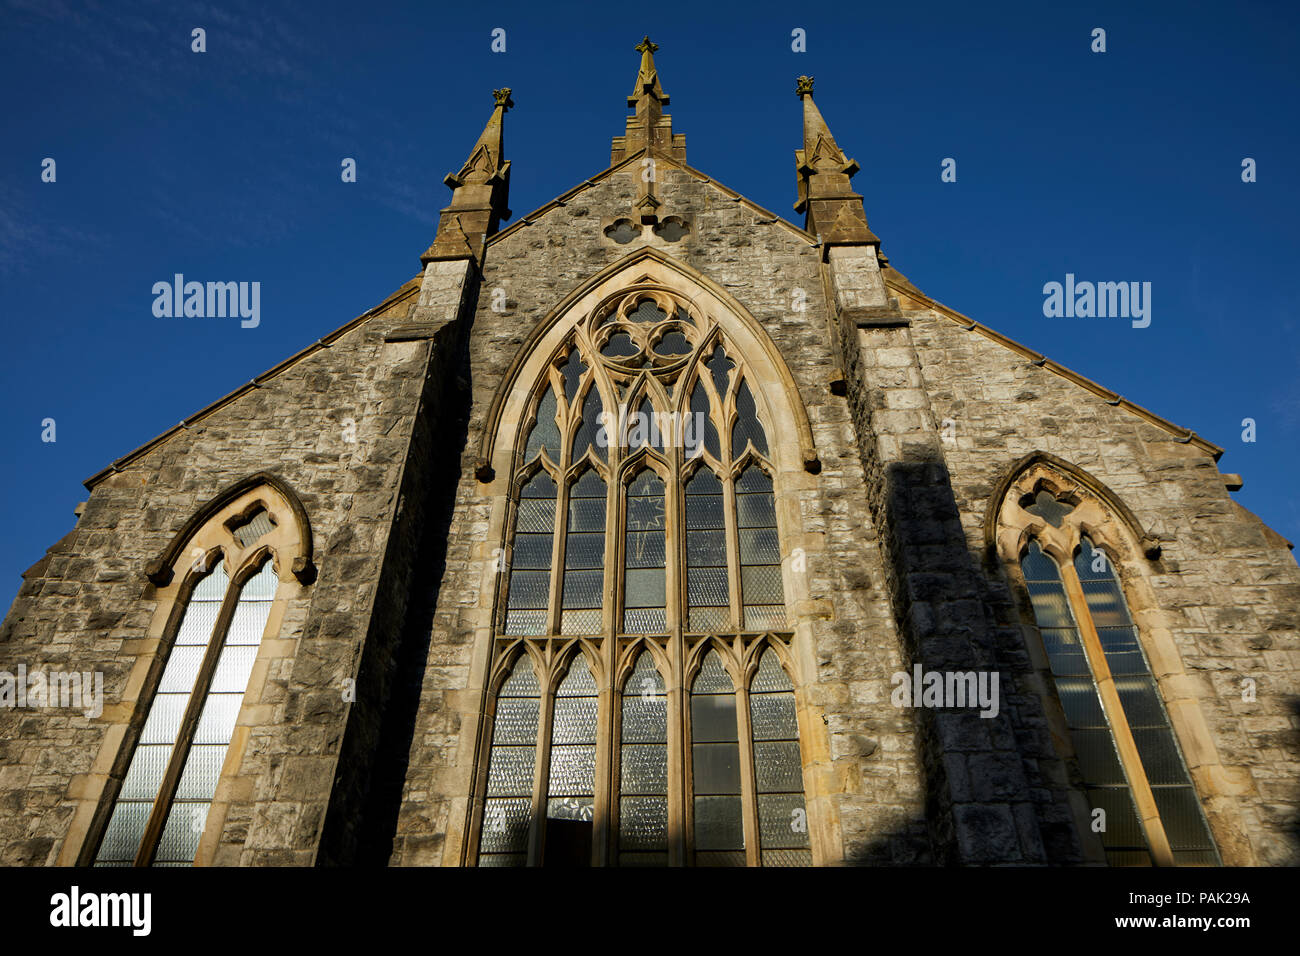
[492,698,540,745]
[1054,677,1107,728]
[692,651,733,693]
[1116,676,1166,727]
[739,528,780,564]
[486,746,536,797]
[1020,541,1060,581]
[752,650,793,692]
[547,746,596,795]
[154,801,206,865]
[499,659,540,697]
[688,607,731,631]
[1152,787,1217,852]
[562,569,603,608]
[225,598,271,647]
[174,599,222,645]
[685,493,724,530]
[694,796,743,851]
[619,796,668,850]
[158,646,205,693]
[560,610,602,635]
[504,610,548,636]
[209,645,258,694]
[515,498,555,533]
[547,796,594,821]
[480,798,531,853]
[190,564,230,601]
[762,849,812,867]
[567,498,606,532]
[506,570,550,609]
[1081,580,1132,627]
[623,608,666,632]
[687,567,729,607]
[140,695,188,744]
[621,696,667,743]
[743,605,788,630]
[552,698,598,743]
[758,793,809,849]
[1026,582,1074,629]
[232,509,276,548]
[1132,728,1191,786]
[119,743,173,800]
[621,744,668,794]
[193,694,241,744]
[741,566,784,604]
[239,561,278,599]
[94,802,151,863]
[736,493,776,529]
[1073,728,1127,786]
[174,743,229,800]
[754,741,804,793]
[750,693,798,741]
[512,533,553,570]
[564,534,605,570]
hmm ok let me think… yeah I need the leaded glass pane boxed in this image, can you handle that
[750,693,799,741]
[515,499,555,533]
[523,388,561,462]
[620,745,669,793]
[739,528,780,564]
[482,656,540,853]
[506,570,549,609]
[693,796,743,852]
[754,741,804,792]
[752,650,794,692]
[743,605,788,629]
[688,567,729,606]
[560,610,602,635]
[155,800,206,865]
[94,803,152,865]
[736,489,777,527]
[562,569,603,607]
[513,533,553,569]
[688,381,720,461]
[172,743,229,800]
[757,793,808,849]
[623,608,666,632]
[491,698,540,745]
[686,498,724,538]
[619,797,668,851]
[731,380,769,457]
[231,507,276,548]
[504,610,547,636]
[559,348,586,404]
[601,331,639,359]
[480,797,531,854]
[655,331,691,355]
[630,299,667,323]
[571,387,604,464]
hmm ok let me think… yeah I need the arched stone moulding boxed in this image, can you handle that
[60,474,316,866]
[986,452,1256,865]
[475,247,820,483]
[145,471,316,586]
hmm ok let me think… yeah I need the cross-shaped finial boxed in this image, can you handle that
[796,75,815,96]
[636,35,659,54]
[492,88,514,110]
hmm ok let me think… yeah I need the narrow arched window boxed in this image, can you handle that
[477,284,809,866]
[1020,538,1219,865]
[479,655,540,868]
[691,649,743,865]
[96,558,277,866]
[750,648,810,865]
[618,651,668,866]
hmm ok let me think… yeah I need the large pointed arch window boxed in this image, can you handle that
[996,464,1220,866]
[478,284,808,866]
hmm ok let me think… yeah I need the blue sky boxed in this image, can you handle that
[2,0,1297,598]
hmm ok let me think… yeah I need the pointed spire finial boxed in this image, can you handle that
[612,35,684,165]
[421,88,514,265]
[793,78,878,247]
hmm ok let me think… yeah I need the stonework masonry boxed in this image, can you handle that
[2,47,1296,868]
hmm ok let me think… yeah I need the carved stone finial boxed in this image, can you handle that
[493,88,514,110]
[636,35,659,54]
[796,75,814,96]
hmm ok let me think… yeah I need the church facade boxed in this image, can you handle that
[2,40,1297,867]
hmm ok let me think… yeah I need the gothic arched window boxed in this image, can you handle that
[90,481,311,867]
[994,460,1220,866]
[478,284,807,866]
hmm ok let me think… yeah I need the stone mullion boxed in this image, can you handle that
[527,667,555,866]
[735,673,761,867]
[593,638,614,866]
[1060,557,1174,866]
[675,654,693,866]
[722,476,742,631]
